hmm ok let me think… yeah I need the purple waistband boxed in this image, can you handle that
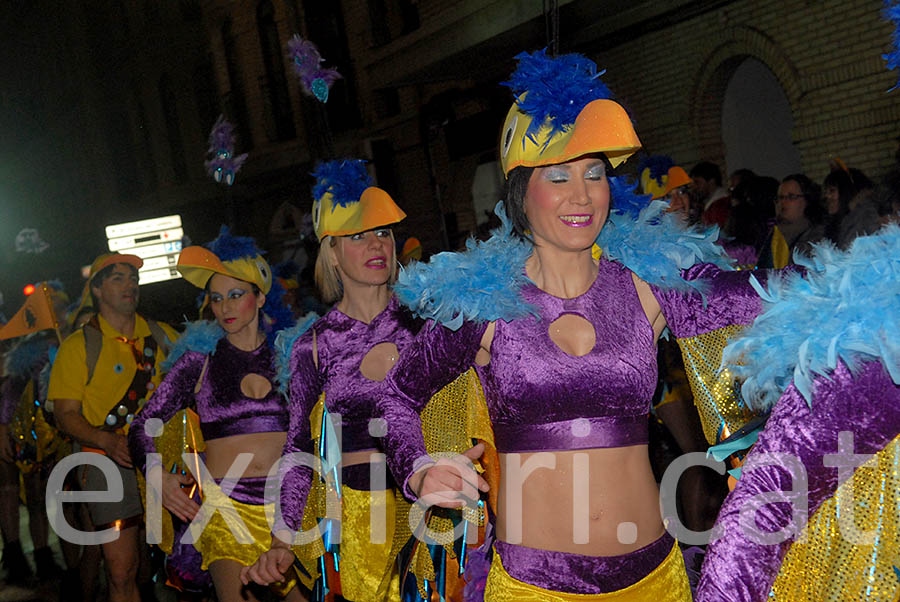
[493,415,649,453]
[213,475,269,506]
[495,531,674,594]
[200,415,289,441]
[342,461,396,491]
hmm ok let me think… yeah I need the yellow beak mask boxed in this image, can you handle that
[311,159,406,241]
[499,50,641,177]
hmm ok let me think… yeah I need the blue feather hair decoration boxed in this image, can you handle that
[502,49,613,147]
[205,226,262,262]
[636,154,675,187]
[4,335,51,379]
[885,1,900,89]
[311,159,372,210]
[723,225,900,411]
[161,320,225,372]
[274,312,320,394]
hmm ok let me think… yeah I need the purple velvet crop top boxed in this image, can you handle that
[377,259,765,496]
[277,296,422,531]
[130,337,289,471]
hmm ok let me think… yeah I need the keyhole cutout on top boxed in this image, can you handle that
[548,314,596,357]
[241,373,273,399]
[359,342,400,382]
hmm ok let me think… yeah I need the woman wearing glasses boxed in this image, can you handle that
[757,174,825,268]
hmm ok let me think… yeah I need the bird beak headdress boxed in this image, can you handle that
[177,227,273,295]
[311,159,406,241]
[499,49,641,176]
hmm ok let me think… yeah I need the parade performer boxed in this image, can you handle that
[373,50,769,601]
[242,159,493,601]
[128,229,303,602]
[49,253,179,602]
[0,282,69,583]
[696,227,900,601]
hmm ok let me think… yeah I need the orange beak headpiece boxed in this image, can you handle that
[311,159,406,241]
[499,50,641,176]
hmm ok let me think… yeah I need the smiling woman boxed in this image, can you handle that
[372,49,774,601]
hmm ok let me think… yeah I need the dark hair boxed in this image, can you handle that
[689,161,722,186]
[726,176,776,247]
[781,173,824,224]
[503,155,615,241]
[89,263,138,308]
[503,166,536,240]
[823,169,855,241]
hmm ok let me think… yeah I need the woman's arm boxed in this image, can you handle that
[128,351,205,473]
[275,330,322,534]
[377,319,488,500]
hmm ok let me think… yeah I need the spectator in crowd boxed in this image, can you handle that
[757,174,825,268]
[690,161,730,228]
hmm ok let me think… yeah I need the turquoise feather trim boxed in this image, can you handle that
[274,311,319,395]
[393,202,535,329]
[3,335,50,379]
[395,195,730,327]
[161,321,225,372]
[598,199,732,292]
[723,225,900,411]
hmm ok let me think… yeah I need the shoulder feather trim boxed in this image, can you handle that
[161,321,224,372]
[274,312,319,394]
[598,196,733,293]
[393,202,535,329]
[724,225,900,410]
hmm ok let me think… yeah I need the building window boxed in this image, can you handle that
[222,18,253,150]
[158,74,188,182]
[257,0,296,142]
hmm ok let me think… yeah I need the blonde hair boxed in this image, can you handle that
[314,232,399,305]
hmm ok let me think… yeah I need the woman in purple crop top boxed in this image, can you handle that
[240,160,414,601]
[374,51,767,601]
[129,229,304,602]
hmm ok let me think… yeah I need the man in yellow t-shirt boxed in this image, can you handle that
[49,253,178,602]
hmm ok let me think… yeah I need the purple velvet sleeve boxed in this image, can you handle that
[276,330,321,533]
[651,264,767,339]
[696,360,900,601]
[0,377,26,425]
[378,319,487,500]
[128,351,205,473]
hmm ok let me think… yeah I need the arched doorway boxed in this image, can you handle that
[721,57,801,180]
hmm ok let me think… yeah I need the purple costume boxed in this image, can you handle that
[379,258,763,593]
[277,296,421,531]
[130,335,288,499]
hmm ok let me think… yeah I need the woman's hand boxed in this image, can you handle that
[240,536,294,586]
[410,443,489,508]
[160,470,200,522]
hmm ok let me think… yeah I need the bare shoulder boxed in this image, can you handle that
[630,273,666,342]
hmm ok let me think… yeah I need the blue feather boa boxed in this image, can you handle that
[885,1,900,89]
[274,312,320,395]
[724,225,900,411]
[4,335,50,379]
[395,193,731,328]
[161,321,225,372]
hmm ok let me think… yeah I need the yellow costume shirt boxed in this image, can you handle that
[48,314,178,427]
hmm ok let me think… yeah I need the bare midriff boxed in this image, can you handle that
[341,448,382,467]
[494,445,664,556]
[205,431,288,479]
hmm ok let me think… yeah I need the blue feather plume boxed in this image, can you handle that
[261,278,296,348]
[311,159,372,210]
[205,225,263,261]
[884,1,900,89]
[609,174,653,218]
[274,312,319,394]
[161,321,225,371]
[4,335,50,379]
[393,202,536,329]
[636,154,675,187]
[502,49,613,147]
[723,225,900,411]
